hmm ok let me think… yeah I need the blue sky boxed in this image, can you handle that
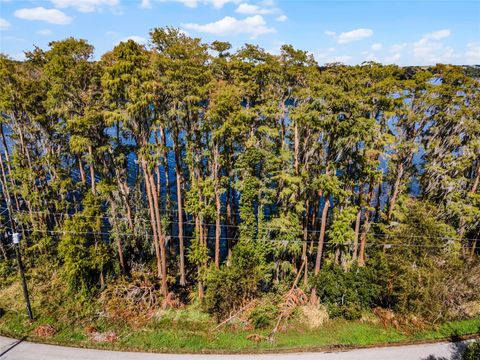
[1,0,479,65]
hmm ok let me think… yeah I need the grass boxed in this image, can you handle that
[1,307,479,354]
[1,272,479,354]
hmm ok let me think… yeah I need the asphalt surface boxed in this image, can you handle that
[0,335,472,359]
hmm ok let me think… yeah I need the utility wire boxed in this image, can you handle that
[10,226,477,249]
[7,208,480,242]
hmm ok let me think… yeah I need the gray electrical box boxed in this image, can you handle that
[12,232,20,244]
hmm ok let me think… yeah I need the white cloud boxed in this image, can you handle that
[316,48,352,64]
[424,29,451,40]
[140,0,152,8]
[120,35,148,44]
[0,18,10,30]
[390,43,407,53]
[106,30,116,36]
[325,28,373,44]
[235,3,273,14]
[316,47,335,58]
[151,0,240,8]
[364,53,378,62]
[275,14,287,22]
[176,0,198,7]
[14,7,73,25]
[37,28,53,35]
[13,52,26,61]
[184,15,274,38]
[370,42,382,51]
[266,40,285,55]
[384,53,401,64]
[330,55,352,63]
[465,43,480,64]
[50,0,119,12]
[412,29,457,65]
[210,0,240,8]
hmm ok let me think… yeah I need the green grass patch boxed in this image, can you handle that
[1,308,479,353]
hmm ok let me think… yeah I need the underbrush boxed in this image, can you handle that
[1,256,479,353]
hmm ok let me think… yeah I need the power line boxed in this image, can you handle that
[12,226,478,249]
[8,208,480,242]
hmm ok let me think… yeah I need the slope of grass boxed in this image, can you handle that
[1,273,479,354]
[1,308,479,353]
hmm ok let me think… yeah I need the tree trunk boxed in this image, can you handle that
[353,188,363,260]
[195,215,204,300]
[78,157,86,184]
[110,199,126,274]
[387,163,404,220]
[358,181,375,267]
[226,174,233,265]
[160,128,172,231]
[302,199,309,286]
[309,190,321,254]
[471,162,479,195]
[148,167,168,298]
[374,176,383,221]
[314,196,330,275]
[88,145,96,195]
[142,161,162,279]
[294,121,299,175]
[0,124,20,210]
[213,144,221,268]
[172,132,186,286]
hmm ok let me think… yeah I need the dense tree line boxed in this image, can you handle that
[0,28,479,320]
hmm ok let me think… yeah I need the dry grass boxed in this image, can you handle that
[299,304,329,329]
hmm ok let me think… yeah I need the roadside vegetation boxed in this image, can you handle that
[0,27,479,352]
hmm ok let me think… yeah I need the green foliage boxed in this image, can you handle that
[0,260,16,288]
[248,302,278,329]
[310,263,383,319]
[463,340,480,360]
[379,199,480,321]
[0,30,478,339]
[204,240,268,320]
[58,193,110,296]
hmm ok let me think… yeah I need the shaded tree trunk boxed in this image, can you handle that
[358,180,375,267]
[314,196,330,275]
[142,160,163,280]
[387,163,404,220]
[110,198,126,275]
[88,145,96,195]
[353,188,363,261]
[213,143,221,268]
[78,157,86,184]
[172,131,186,286]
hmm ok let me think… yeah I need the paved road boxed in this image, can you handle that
[0,335,472,360]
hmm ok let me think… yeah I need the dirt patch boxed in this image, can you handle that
[88,331,118,343]
[246,333,267,342]
[34,324,56,337]
[373,307,399,329]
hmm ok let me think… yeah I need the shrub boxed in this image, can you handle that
[204,240,267,320]
[0,260,16,288]
[310,263,382,319]
[249,303,278,329]
[329,303,363,320]
[463,340,480,360]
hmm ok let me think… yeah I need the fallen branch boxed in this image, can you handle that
[213,299,258,331]
[268,259,307,342]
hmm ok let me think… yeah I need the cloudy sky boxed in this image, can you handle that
[0,0,479,65]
